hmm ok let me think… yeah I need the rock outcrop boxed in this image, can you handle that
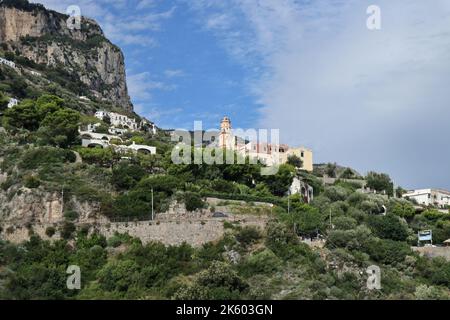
[0,0,132,111]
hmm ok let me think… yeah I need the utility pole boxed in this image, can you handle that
[61,183,65,215]
[151,188,154,221]
[287,191,291,214]
[329,208,332,229]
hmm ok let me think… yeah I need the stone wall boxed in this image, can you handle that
[2,215,268,247]
[97,216,268,247]
[412,246,450,261]
[0,196,270,246]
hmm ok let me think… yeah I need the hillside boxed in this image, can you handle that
[0,0,132,111]
[0,1,450,301]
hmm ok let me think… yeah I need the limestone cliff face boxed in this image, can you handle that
[0,1,133,111]
[0,187,101,226]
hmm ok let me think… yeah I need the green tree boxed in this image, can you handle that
[111,162,146,190]
[97,260,140,292]
[173,261,248,300]
[0,92,9,111]
[263,164,295,196]
[3,99,39,130]
[287,155,303,168]
[368,214,409,242]
[366,171,393,196]
[391,201,416,219]
[36,94,64,119]
[325,163,337,178]
[183,192,205,212]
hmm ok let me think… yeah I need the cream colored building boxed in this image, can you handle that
[280,147,313,172]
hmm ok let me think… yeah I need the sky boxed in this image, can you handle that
[32,0,450,190]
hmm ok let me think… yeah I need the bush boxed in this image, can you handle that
[366,171,393,196]
[64,210,79,222]
[23,175,40,188]
[324,186,349,202]
[60,221,76,240]
[173,261,248,300]
[183,192,205,212]
[264,221,315,261]
[235,226,261,247]
[76,147,116,166]
[45,226,56,238]
[97,260,140,292]
[327,225,373,251]
[239,249,281,276]
[19,147,75,170]
[367,214,410,242]
[333,216,357,230]
[111,162,146,190]
[364,238,411,265]
[390,201,416,219]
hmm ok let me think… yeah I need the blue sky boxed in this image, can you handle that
[34,0,450,190]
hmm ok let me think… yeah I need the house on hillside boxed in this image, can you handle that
[289,177,314,203]
[0,57,16,69]
[95,110,138,130]
[7,98,18,109]
[94,110,157,134]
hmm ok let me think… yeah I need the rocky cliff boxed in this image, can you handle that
[0,0,133,111]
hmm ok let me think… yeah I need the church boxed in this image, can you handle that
[217,116,313,172]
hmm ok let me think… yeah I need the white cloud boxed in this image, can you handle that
[31,1,175,47]
[164,69,185,78]
[127,71,174,100]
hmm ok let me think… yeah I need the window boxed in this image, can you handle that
[301,151,304,158]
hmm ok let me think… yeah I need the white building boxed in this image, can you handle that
[289,177,314,203]
[403,189,450,208]
[0,57,16,69]
[95,110,138,130]
[79,129,156,155]
[7,98,18,109]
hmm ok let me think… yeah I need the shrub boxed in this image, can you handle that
[60,221,76,240]
[235,226,261,247]
[333,216,357,230]
[64,210,79,222]
[19,147,75,170]
[363,238,411,265]
[367,214,409,242]
[366,171,393,196]
[390,201,416,219]
[45,226,56,238]
[111,162,146,190]
[97,260,140,292]
[239,249,281,276]
[183,192,205,212]
[324,186,349,202]
[173,261,248,300]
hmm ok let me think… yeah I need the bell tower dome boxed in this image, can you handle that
[220,116,231,132]
[219,116,233,148]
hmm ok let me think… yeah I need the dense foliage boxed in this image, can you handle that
[1,90,450,300]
